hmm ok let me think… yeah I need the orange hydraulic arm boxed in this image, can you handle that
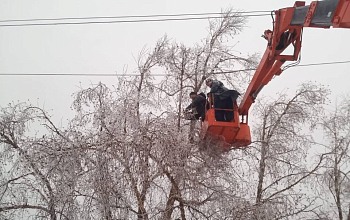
[239,0,350,117]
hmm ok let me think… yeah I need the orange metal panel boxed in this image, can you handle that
[201,107,243,145]
[238,49,274,115]
[232,124,251,147]
[304,1,318,27]
[294,1,305,7]
[261,60,284,85]
[333,0,350,28]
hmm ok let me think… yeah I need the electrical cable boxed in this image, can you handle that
[0,11,272,23]
[282,28,303,71]
[0,13,271,27]
[295,60,350,67]
[0,60,349,77]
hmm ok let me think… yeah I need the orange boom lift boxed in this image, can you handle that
[200,0,350,150]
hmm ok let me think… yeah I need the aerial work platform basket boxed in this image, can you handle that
[200,94,251,150]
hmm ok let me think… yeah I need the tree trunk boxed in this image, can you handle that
[188,120,196,143]
[137,188,149,220]
[49,206,57,220]
[256,141,267,204]
[256,115,268,204]
[179,199,186,220]
[162,184,177,220]
[136,72,145,123]
[137,206,148,220]
[177,70,184,131]
[334,155,343,220]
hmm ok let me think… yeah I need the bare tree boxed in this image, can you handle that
[0,103,80,220]
[314,96,350,220]
[148,9,258,219]
[239,83,330,219]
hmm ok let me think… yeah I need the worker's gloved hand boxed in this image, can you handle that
[183,108,196,120]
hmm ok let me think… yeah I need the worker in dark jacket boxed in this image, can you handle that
[205,79,240,122]
[185,92,206,121]
[207,79,228,94]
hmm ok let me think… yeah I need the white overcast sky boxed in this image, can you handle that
[1,0,349,125]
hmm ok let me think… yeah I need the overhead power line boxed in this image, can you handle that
[0,73,164,76]
[0,11,272,23]
[0,13,270,27]
[296,60,350,67]
[0,60,349,77]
